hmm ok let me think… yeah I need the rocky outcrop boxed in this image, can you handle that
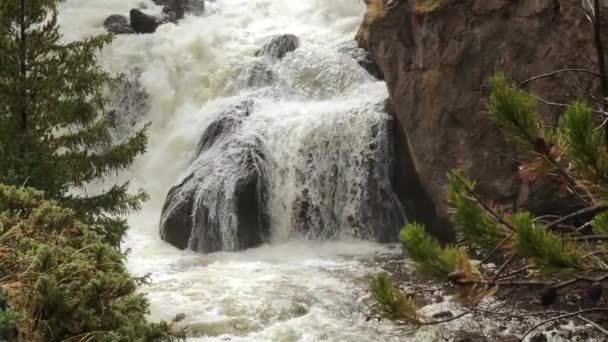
[359,0,597,240]
[255,34,300,59]
[130,9,160,34]
[159,100,270,253]
[103,15,135,34]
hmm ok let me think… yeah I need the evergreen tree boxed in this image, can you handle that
[369,74,608,337]
[0,0,148,247]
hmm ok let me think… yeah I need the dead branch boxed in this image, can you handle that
[546,204,608,229]
[519,68,601,87]
[520,308,608,341]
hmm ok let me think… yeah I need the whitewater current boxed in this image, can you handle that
[55,1,578,341]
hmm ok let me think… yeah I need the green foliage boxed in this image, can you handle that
[488,73,544,151]
[370,273,418,322]
[511,212,585,272]
[447,171,507,252]
[0,184,185,341]
[559,101,608,190]
[591,212,608,235]
[0,0,148,248]
[378,72,608,326]
[400,223,472,281]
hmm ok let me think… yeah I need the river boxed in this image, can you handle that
[55,1,562,341]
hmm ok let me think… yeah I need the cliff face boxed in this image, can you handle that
[360,0,599,240]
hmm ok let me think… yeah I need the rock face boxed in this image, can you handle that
[103,15,135,34]
[255,34,300,59]
[159,100,270,253]
[130,9,160,34]
[359,0,597,240]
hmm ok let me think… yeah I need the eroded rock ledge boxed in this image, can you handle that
[359,0,598,240]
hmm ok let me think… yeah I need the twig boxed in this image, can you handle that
[481,232,514,264]
[577,315,608,335]
[546,204,608,229]
[519,68,601,87]
[520,308,608,341]
[574,234,608,241]
[492,254,516,282]
[418,311,470,325]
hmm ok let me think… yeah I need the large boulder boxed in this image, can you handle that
[359,0,596,241]
[129,9,160,34]
[103,15,135,34]
[160,100,270,253]
[255,34,300,59]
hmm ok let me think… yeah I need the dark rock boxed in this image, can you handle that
[359,0,597,241]
[103,15,135,34]
[431,311,453,320]
[587,283,603,302]
[255,34,300,59]
[530,333,548,342]
[130,9,160,34]
[452,331,489,342]
[540,287,558,306]
[159,174,196,249]
[160,100,270,253]
[153,0,205,19]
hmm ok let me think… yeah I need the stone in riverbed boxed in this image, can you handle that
[130,9,160,34]
[159,100,270,253]
[255,34,300,59]
[103,15,135,34]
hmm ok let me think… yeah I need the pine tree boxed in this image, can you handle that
[0,184,186,341]
[369,74,608,336]
[0,0,148,247]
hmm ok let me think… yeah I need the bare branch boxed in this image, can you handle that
[520,308,608,341]
[519,68,601,87]
[546,204,608,229]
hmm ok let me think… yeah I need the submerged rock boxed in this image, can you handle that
[160,100,270,253]
[130,9,160,34]
[339,41,383,80]
[255,34,300,59]
[153,0,205,19]
[245,62,274,87]
[103,14,135,34]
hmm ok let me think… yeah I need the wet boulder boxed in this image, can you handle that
[255,34,300,59]
[339,41,383,80]
[129,9,160,34]
[103,14,135,34]
[160,100,270,253]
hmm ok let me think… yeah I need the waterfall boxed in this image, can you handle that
[56,0,413,340]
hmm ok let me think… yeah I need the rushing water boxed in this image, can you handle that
[56,1,582,341]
